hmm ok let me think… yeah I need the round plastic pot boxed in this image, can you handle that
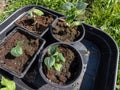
[38,42,84,88]
[50,18,85,44]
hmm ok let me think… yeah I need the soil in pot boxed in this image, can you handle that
[42,45,82,85]
[16,13,54,35]
[52,19,82,42]
[0,30,41,73]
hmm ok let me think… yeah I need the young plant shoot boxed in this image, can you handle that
[62,1,88,26]
[44,45,65,71]
[28,8,44,25]
[28,8,44,22]
[0,76,16,90]
[10,40,23,57]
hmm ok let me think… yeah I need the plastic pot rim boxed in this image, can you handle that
[38,42,85,88]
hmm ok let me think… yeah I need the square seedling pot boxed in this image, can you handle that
[0,27,45,78]
[15,7,57,37]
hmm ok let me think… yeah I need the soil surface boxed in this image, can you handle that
[53,19,81,42]
[43,45,82,85]
[0,29,40,73]
[16,14,54,35]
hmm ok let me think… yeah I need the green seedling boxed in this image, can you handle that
[56,53,65,62]
[29,8,44,17]
[48,45,58,55]
[27,8,44,25]
[53,63,63,72]
[44,56,55,70]
[62,1,88,26]
[10,40,23,57]
[0,76,16,90]
[28,8,44,25]
[44,45,65,71]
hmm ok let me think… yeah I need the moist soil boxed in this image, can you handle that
[0,30,40,73]
[16,14,54,35]
[43,45,81,85]
[53,19,81,42]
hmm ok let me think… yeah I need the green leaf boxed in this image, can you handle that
[0,88,8,90]
[10,40,23,57]
[66,14,76,22]
[66,14,76,26]
[75,10,85,16]
[62,2,74,11]
[29,10,33,17]
[53,51,59,56]
[32,8,44,16]
[54,63,62,71]
[0,76,16,90]
[72,21,82,26]
[44,56,55,70]
[56,53,65,62]
[10,47,23,57]
[76,1,88,10]
[48,45,58,55]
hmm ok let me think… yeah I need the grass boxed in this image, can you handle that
[0,0,120,89]
[0,0,85,22]
[85,0,120,39]
[0,0,39,22]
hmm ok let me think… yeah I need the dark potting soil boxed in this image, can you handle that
[43,45,81,85]
[0,30,40,73]
[53,20,81,42]
[16,14,54,35]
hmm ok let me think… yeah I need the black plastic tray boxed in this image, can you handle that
[0,5,119,90]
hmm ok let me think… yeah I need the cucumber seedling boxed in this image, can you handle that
[44,45,65,71]
[10,40,24,57]
[28,8,44,25]
[0,76,16,90]
[62,1,88,26]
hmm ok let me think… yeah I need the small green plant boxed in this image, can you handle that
[44,45,65,71]
[29,8,44,18]
[0,76,16,90]
[61,1,88,26]
[28,8,44,25]
[10,40,23,57]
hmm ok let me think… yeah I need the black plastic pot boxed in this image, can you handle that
[15,7,57,37]
[38,42,86,88]
[0,27,46,78]
[50,18,85,43]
